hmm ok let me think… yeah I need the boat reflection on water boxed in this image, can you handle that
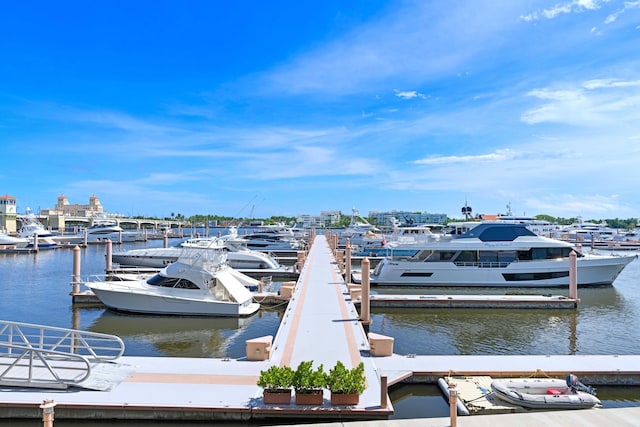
[87,310,259,358]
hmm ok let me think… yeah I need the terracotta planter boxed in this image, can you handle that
[330,392,359,406]
[295,390,323,405]
[263,389,292,405]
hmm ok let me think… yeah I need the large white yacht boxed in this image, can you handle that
[84,245,260,317]
[112,235,283,270]
[369,222,637,288]
[85,219,142,242]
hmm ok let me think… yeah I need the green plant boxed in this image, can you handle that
[257,365,294,391]
[327,361,366,394]
[292,360,326,394]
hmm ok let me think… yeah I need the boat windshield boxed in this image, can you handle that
[147,274,199,289]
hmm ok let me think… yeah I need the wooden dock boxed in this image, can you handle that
[2,234,640,423]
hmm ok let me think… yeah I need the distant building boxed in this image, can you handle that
[296,211,342,228]
[369,210,448,228]
[0,195,18,233]
[40,194,105,217]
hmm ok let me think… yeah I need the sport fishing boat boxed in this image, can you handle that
[84,244,260,317]
[369,222,637,287]
[17,212,59,249]
[491,376,600,410]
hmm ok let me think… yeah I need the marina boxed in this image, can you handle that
[1,229,640,424]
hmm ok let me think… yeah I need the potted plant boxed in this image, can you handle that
[327,361,366,405]
[257,365,294,405]
[292,360,326,405]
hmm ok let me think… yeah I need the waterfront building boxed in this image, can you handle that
[0,195,18,233]
[369,210,448,229]
[297,211,342,228]
[40,194,104,217]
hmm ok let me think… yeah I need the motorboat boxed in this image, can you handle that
[84,244,260,317]
[236,232,303,251]
[369,222,637,287]
[86,219,142,242]
[354,217,444,257]
[491,376,600,410]
[338,208,385,249]
[17,212,59,249]
[112,236,284,270]
[0,232,29,249]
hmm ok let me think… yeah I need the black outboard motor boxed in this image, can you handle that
[566,374,597,395]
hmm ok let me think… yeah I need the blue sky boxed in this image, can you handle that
[1,1,639,220]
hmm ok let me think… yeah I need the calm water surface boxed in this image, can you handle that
[1,235,640,421]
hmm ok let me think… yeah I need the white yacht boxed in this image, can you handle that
[0,232,29,249]
[84,245,260,317]
[370,222,637,288]
[352,217,442,257]
[112,236,283,270]
[18,213,59,249]
[235,232,303,251]
[338,208,385,249]
[85,219,141,242]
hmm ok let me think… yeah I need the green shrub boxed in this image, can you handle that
[327,361,366,394]
[292,360,326,393]
[257,365,294,391]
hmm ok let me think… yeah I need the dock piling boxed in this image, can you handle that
[345,238,352,283]
[105,239,112,271]
[448,383,458,427]
[72,245,81,295]
[361,257,371,326]
[570,250,578,301]
[380,374,388,408]
[40,399,56,427]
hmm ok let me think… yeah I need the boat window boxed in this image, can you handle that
[478,251,499,263]
[147,275,198,289]
[456,251,477,263]
[173,279,199,289]
[546,247,564,259]
[425,251,456,261]
[530,248,548,260]
[414,250,433,261]
[503,271,570,281]
[517,250,532,261]
[498,251,517,263]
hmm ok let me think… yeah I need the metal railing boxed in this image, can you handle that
[0,320,125,389]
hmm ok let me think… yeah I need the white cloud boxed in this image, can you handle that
[395,90,427,100]
[605,1,640,23]
[521,0,607,21]
[412,149,521,165]
[261,3,524,95]
[521,78,640,126]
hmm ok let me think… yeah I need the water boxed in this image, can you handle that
[1,237,640,421]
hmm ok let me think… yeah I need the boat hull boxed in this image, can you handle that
[370,254,637,287]
[89,285,259,316]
